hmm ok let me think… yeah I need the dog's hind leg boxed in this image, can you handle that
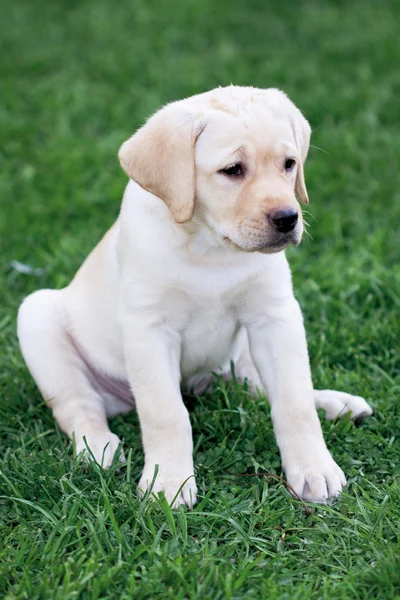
[17,289,123,467]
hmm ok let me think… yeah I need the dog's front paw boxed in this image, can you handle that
[284,447,346,503]
[138,463,197,509]
[314,390,373,423]
[75,433,125,468]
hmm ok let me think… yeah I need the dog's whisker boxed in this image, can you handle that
[309,144,329,156]
[301,209,317,223]
[303,227,314,242]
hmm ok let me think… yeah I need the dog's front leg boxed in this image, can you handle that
[246,299,346,502]
[122,316,196,508]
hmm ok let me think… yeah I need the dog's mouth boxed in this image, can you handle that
[222,232,301,254]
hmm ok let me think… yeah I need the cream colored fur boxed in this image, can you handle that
[17,86,372,508]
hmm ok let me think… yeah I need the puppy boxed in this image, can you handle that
[18,86,372,508]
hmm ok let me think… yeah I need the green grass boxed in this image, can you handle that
[1,0,400,598]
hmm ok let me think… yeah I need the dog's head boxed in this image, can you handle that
[119,86,311,253]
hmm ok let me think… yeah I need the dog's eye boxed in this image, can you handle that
[220,163,243,176]
[285,158,296,172]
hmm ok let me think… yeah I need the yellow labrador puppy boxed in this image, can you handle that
[18,86,372,508]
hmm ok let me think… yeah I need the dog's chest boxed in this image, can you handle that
[177,295,240,377]
[158,258,265,377]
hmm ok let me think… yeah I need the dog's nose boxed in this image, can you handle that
[269,208,298,233]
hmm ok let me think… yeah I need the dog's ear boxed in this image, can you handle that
[119,103,205,223]
[290,108,311,206]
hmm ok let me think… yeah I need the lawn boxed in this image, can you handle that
[1,0,400,598]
